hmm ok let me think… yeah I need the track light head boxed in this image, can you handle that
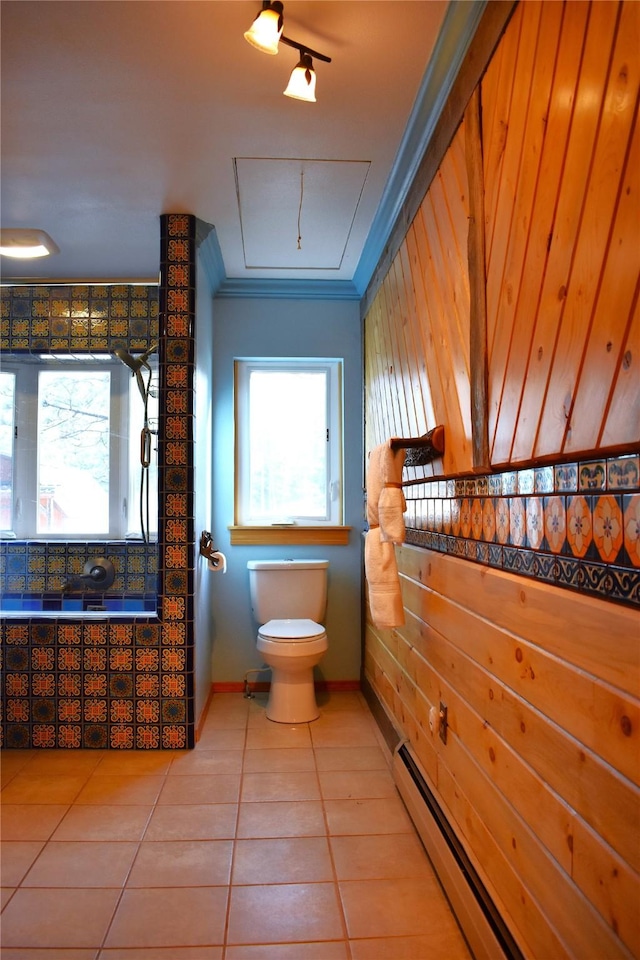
[283,52,317,103]
[244,1,284,55]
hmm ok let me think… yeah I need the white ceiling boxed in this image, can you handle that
[0,0,463,293]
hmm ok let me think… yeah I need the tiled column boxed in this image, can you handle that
[158,213,197,749]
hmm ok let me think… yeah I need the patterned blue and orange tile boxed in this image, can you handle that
[404,457,640,608]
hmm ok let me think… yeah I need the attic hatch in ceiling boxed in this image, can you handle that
[234,158,370,270]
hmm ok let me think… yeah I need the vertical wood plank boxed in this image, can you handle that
[397,239,436,432]
[431,156,471,379]
[364,307,385,453]
[601,284,640,446]
[397,238,440,482]
[387,258,420,443]
[376,277,404,443]
[483,3,524,280]
[367,297,393,446]
[466,89,490,470]
[485,0,543,369]
[405,219,469,475]
[428,166,472,419]
[389,254,423,480]
[372,290,399,442]
[416,188,472,465]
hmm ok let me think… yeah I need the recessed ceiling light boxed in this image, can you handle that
[0,228,60,259]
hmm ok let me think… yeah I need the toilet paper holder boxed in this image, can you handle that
[199,530,220,565]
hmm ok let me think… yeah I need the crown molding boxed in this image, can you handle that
[214,277,360,301]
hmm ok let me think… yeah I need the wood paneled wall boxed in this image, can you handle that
[363,2,639,957]
[365,548,639,958]
[364,0,639,474]
[365,121,473,480]
[484,0,639,467]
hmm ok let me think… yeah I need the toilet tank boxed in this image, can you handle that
[247,559,329,624]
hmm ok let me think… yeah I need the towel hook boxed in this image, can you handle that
[389,425,445,467]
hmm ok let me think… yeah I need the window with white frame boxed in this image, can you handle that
[0,356,158,539]
[235,358,343,526]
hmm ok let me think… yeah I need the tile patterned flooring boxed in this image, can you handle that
[1,691,472,959]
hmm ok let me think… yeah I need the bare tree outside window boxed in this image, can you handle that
[37,370,111,533]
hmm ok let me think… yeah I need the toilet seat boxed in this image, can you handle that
[259,618,325,642]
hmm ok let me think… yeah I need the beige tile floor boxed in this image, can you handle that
[1,691,472,960]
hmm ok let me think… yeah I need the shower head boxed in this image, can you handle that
[113,343,158,405]
[113,343,158,373]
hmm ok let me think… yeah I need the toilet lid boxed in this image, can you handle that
[259,619,325,642]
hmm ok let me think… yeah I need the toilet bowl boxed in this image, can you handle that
[257,619,328,723]
[247,560,329,724]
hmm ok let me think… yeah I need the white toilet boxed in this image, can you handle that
[247,559,329,723]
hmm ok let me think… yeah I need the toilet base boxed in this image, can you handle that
[265,666,320,723]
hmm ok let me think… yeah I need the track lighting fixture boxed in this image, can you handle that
[244,1,331,102]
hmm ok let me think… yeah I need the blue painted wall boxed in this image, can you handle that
[208,297,363,684]
[193,252,215,723]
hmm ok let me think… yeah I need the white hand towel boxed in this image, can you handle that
[364,441,407,629]
[365,527,405,628]
[366,442,406,540]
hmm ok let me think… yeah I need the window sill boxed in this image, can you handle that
[228,526,351,546]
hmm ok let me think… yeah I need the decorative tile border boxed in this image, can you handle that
[403,457,640,608]
[1,214,197,748]
[0,540,157,602]
[0,283,158,354]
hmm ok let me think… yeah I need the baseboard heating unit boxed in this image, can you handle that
[392,741,525,960]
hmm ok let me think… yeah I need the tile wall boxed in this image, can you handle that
[0,541,157,611]
[0,213,197,748]
[404,457,640,608]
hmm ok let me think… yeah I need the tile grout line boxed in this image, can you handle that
[311,714,354,960]
[1,748,107,922]
[96,751,173,954]
[221,694,251,958]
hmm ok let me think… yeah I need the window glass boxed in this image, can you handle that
[37,369,111,534]
[236,359,342,526]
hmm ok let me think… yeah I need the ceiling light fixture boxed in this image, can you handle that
[283,52,317,103]
[0,228,59,259]
[243,0,283,55]
[244,1,331,102]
